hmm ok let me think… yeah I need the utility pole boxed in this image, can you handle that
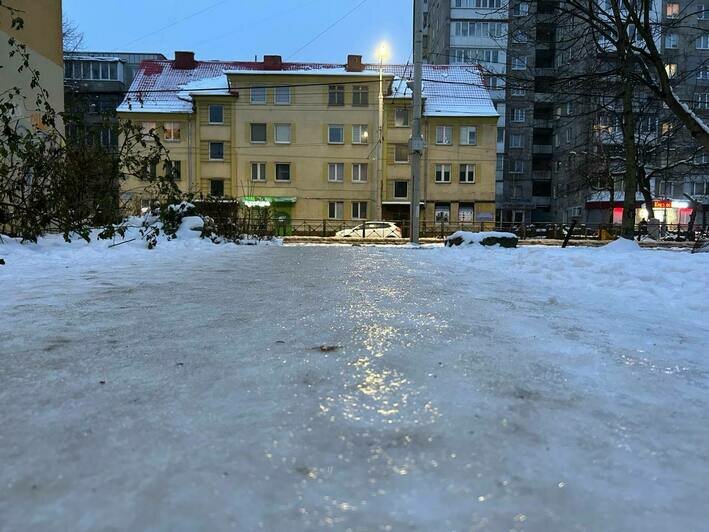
[410,0,424,244]
[375,55,384,221]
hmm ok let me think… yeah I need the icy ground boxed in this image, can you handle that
[1,240,708,531]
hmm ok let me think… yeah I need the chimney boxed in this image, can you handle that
[174,51,197,70]
[346,54,364,73]
[263,55,283,71]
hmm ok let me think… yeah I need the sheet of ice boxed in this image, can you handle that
[1,243,707,531]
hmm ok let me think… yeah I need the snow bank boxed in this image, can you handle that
[601,237,642,252]
[445,231,518,248]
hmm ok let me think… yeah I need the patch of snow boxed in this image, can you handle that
[602,237,642,252]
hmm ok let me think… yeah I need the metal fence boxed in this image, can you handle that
[266,218,709,241]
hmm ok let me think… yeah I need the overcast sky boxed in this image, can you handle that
[62,0,413,64]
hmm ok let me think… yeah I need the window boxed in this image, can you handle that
[435,164,452,183]
[395,107,410,127]
[394,181,408,198]
[666,2,679,18]
[697,93,709,109]
[275,86,291,105]
[209,104,224,124]
[692,180,709,195]
[665,34,679,49]
[510,133,524,148]
[512,108,526,122]
[460,126,477,145]
[436,126,453,145]
[511,57,527,71]
[460,164,476,183]
[274,123,291,144]
[513,210,524,223]
[209,142,224,160]
[166,160,181,181]
[164,122,181,141]
[352,163,368,182]
[510,160,525,174]
[697,34,709,50]
[497,127,505,143]
[328,124,344,144]
[275,163,291,182]
[251,162,266,182]
[142,121,157,134]
[251,86,266,104]
[512,2,529,16]
[352,202,368,219]
[328,201,344,219]
[395,144,410,162]
[251,123,267,143]
[352,125,369,144]
[352,86,369,106]
[698,66,709,80]
[435,203,451,222]
[459,203,475,222]
[666,63,678,77]
[328,163,345,182]
[700,5,709,20]
[210,179,224,197]
[328,85,345,106]
[454,21,507,38]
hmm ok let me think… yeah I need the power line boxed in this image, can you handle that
[286,0,370,60]
[122,0,232,49]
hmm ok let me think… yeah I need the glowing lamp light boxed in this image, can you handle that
[375,42,391,62]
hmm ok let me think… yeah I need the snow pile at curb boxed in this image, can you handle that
[445,231,518,248]
[601,237,642,252]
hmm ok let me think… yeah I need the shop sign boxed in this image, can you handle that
[653,199,672,209]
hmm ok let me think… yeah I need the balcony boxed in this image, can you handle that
[532,144,553,154]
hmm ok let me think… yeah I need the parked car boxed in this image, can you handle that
[335,221,402,239]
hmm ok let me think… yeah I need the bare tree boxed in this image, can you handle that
[62,16,84,53]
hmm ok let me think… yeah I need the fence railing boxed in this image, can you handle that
[265,219,709,242]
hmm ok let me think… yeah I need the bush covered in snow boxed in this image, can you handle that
[445,231,519,248]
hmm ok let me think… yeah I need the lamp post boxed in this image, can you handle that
[375,42,389,221]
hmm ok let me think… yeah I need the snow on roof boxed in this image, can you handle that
[65,56,123,62]
[117,59,497,118]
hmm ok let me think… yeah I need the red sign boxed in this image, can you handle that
[653,200,672,209]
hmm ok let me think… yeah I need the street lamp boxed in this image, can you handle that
[374,42,390,221]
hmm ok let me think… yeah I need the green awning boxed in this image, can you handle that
[240,196,297,207]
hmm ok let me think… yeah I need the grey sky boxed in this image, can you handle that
[63,0,413,64]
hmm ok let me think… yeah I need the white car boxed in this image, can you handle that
[335,221,402,239]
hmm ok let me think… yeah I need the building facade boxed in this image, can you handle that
[0,0,64,129]
[64,51,166,148]
[117,53,498,226]
[423,0,709,226]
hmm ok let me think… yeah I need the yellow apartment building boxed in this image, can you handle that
[118,53,498,225]
[0,0,64,129]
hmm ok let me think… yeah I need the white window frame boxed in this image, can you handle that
[250,86,267,104]
[251,162,266,182]
[275,163,291,182]
[209,142,224,161]
[395,107,410,127]
[274,123,292,144]
[208,104,224,124]
[352,125,369,144]
[460,163,476,183]
[328,162,345,182]
[460,126,477,145]
[435,163,452,183]
[328,201,344,220]
[352,201,368,220]
[164,122,181,141]
[275,86,291,105]
[435,126,453,145]
[352,163,368,182]
[328,124,344,144]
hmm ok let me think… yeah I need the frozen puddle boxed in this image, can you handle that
[1,244,708,531]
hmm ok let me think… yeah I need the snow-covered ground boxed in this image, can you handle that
[1,238,708,531]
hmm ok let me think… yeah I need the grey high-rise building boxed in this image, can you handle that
[424,0,709,228]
